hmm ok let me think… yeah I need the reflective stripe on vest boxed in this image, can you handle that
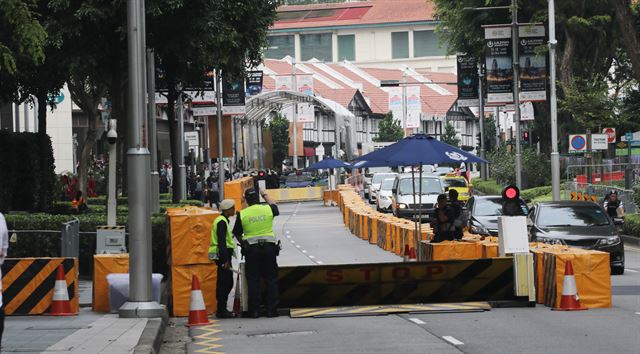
[240,204,275,243]
[209,215,236,260]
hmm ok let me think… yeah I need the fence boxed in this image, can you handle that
[564,162,638,213]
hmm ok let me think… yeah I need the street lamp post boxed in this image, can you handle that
[215,69,225,200]
[478,63,487,180]
[292,59,299,169]
[548,0,561,200]
[120,0,164,318]
[402,70,408,137]
[147,49,159,213]
[511,0,523,189]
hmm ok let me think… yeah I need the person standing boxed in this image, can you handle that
[0,212,10,347]
[432,194,452,243]
[447,189,464,240]
[232,188,280,318]
[209,200,237,318]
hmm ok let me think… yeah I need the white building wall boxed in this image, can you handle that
[46,85,74,174]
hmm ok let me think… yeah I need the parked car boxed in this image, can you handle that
[284,174,314,188]
[376,178,396,212]
[528,201,625,275]
[433,166,454,176]
[441,175,471,202]
[363,167,393,198]
[368,172,397,204]
[467,196,529,236]
[391,174,444,220]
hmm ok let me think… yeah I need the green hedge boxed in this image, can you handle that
[622,214,640,237]
[520,186,552,202]
[0,131,56,212]
[5,213,168,277]
[86,196,203,208]
[471,178,503,195]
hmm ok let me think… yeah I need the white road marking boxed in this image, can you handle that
[285,230,290,234]
[290,240,295,244]
[286,235,291,239]
[316,261,324,264]
[625,269,638,273]
[309,255,315,259]
[442,336,464,346]
[293,214,297,216]
[635,312,640,315]
[302,250,308,254]
[409,318,426,325]
[295,245,301,249]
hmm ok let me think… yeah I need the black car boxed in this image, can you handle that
[467,195,528,236]
[528,201,625,275]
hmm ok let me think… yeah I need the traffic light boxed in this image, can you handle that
[522,131,529,142]
[476,133,481,149]
[502,185,524,216]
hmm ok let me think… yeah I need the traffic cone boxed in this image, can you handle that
[552,260,588,311]
[187,275,211,326]
[403,244,410,261]
[232,271,242,315]
[49,264,75,316]
[409,247,417,261]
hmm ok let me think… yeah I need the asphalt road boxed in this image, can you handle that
[179,201,640,354]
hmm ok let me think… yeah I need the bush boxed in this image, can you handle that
[622,214,640,237]
[0,131,56,212]
[632,183,640,210]
[4,213,168,277]
[488,146,550,189]
[471,178,503,195]
[520,186,552,202]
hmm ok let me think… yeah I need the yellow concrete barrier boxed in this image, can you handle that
[265,186,324,202]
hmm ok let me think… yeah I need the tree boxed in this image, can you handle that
[0,0,45,77]
[269,113,290,170]
[373,112,404,142]
[441,123,460,147]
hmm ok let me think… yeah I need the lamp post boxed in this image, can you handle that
[548,0,561,200]
[511,0,523,189]
[292,58,299,169]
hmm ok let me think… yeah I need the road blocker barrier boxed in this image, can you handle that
[276,258,520,308]
[93,254,129,313]
[1,257,79,315]
[224,176,254,211]
[265,186,324,203]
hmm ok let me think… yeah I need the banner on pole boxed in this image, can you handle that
[484,26,513,104]
[406,86,421,128]
[387,87,403,122]
[456,56,479,107]
[222,78,245,115]
[297,102,315,123]
[246,71,263,97]
[518,25,547,102]
[296,75,314,96]
[275,75,293,91]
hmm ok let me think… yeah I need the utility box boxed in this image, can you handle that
[96,225,127,254]
[61,219,80,258]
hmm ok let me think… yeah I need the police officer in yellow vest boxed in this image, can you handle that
[232,188,280,318]
[209,199,237,318]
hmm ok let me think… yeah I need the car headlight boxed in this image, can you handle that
[597,236,620,246]
[398,203,407,209]
[470,224,489,235]
[536,236,565,245]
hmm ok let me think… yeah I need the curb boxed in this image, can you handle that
[622,234,640,248]
[133,314,169,354]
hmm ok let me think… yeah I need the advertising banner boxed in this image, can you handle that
[222,78,245,115]
[387,87,403,122]
[245,71,263,97]
[405,86,421,129]
[275,75,293,91]
[297,102,315,123]
[484,26,513,104]
[519,25,547,102]
[456,56,479,107]
[296,74,314,95]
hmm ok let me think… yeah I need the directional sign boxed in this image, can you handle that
[602,127,616,143]
[569,134,587,153]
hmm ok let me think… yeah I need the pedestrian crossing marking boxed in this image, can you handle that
[290,302,491,318]
[191,320,225,354]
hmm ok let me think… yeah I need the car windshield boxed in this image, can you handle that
[365,167,391,177]
[473,197,528,216]
[398,178,442,195]
[442,178,467,188]
[380,178,395,190]
[537,205,610,227]
[435,167,454,174]
[372,173,396,184]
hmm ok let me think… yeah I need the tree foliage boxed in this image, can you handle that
[269,113,290,170]
[0,0,46,77]
[441,123,460,147]
[374,112,404,142]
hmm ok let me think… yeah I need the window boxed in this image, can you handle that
[414,30,446,57]
[338,35,355,61]
[300,33,332,61]
[266,35,295,59]
[391,32,409,59]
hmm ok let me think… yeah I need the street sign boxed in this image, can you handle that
[569,134,587,153]
[184,131,199,147]
[591,134,608,150]
[625,132,633,142]
[602,127,616,143]
[192,106,216,117]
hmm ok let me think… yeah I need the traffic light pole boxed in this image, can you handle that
[120,0,164,318]
[215,69,225,200]
[548,0,561,201]
[512,0,523,189]
[478,63,487,180]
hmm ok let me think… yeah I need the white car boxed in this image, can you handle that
[391,174,444,220]
[376,178,396,212]
[368,172,397,204]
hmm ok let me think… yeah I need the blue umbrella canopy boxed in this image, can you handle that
[353,134,488,167]
[305,157,351,170]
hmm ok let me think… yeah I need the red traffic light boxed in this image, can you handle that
[502,185,519,200]
[258,171,265,177]
[522,131,529,141]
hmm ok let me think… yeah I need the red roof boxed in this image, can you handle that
[272,0,436,30]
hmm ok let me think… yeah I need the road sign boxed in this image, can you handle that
[192,106,216,117]
[625,132,634,141]
[602,127,616,143]
[591,134,608,150]
[569,134,587,153]
[184,131,199,147]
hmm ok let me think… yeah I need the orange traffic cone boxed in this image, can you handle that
[553,260,587,311]
[403,244,410,261]
[232,271,242,316]
[409,247,417,261]
[49,264,75,316]
[187,275,211,326]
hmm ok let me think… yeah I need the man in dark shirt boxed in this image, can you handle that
[209,199,237,318]
[448,189,464,240]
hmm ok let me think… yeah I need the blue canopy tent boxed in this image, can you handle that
[352,134,489,244]
[305,157,351,190]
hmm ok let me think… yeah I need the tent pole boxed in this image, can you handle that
[417,166,423,251]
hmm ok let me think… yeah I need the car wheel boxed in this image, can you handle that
[611,265,625,275]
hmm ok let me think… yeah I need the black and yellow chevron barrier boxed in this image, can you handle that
[277,258,517,308]
[290,302,491,318]
[96,225,126,230]
[1,257,78,315]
